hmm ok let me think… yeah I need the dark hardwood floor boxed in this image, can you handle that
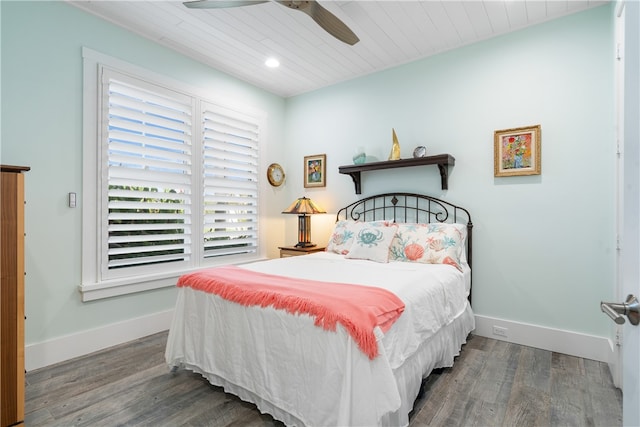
[25,331,622,426]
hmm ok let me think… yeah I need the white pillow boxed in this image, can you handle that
[345,223,397,263]
[326,220,363,255]
[389,222,465,271]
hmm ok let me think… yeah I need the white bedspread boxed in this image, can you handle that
[165,252,474,426]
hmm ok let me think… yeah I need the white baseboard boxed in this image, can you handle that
[25,310,615,372]
[25,309,174,371]
[474,314,615,364]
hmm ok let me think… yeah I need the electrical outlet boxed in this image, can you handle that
[492,326,508,337]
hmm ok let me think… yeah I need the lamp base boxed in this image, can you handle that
[295,242,317,248]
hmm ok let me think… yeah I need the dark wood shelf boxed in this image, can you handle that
[338,154,455,194]
[1,165,31,173]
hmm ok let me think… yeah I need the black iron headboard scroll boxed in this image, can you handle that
[335,193,473,270]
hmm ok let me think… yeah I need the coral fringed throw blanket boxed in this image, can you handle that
[177,265,405,359]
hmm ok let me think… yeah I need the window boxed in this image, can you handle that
[200,102,259,258]
[81,49,264,301]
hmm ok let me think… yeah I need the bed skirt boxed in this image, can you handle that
[166,288,474,427]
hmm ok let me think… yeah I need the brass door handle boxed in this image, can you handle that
[601,294,639,326]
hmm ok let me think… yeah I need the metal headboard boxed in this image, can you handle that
[335,192,473,270]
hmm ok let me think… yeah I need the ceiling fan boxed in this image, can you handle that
[183,1,360,46]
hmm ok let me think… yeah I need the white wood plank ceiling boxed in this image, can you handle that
[68,0,608,98]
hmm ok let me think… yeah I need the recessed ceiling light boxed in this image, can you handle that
[265,58,280,68]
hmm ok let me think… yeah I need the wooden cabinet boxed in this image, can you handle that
[278,246,326,258]
[1,165,29,427]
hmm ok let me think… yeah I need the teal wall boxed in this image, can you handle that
[1,0,616,349]
[283,4,616,337]
[1,1,286,345]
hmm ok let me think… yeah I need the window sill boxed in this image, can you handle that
[80,256,269,301]
[79,274,180,302]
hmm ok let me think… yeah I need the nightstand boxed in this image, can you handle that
[278,246,326,258]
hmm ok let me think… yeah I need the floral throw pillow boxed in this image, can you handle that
[326,220,363,255]
[389,223,464,271]
[345,223,397,263]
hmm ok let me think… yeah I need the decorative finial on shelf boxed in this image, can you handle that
[388,128,401,161]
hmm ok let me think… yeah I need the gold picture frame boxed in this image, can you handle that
[494,125,541,177]
[304,154,326,188]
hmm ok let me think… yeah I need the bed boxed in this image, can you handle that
[165,192,474,426]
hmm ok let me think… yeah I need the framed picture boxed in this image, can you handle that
[494,125,541,177]
[304,154,326,188]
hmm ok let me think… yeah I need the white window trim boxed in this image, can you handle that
[81,47,268,301]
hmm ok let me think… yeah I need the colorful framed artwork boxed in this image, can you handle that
[304,154,326,188]
[494,125,541,177]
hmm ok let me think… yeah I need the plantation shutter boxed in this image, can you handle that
[102,68,193,274]
[201,102,259,257]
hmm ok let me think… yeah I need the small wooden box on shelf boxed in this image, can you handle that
[278,246,326,258]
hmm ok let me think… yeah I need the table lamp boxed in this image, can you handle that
[282,196,326,247]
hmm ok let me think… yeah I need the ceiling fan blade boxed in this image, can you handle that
[184,0,268,9]
[185,0,359,46]
[277,1,359,45]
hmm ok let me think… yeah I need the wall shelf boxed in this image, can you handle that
[338,154,455,194]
